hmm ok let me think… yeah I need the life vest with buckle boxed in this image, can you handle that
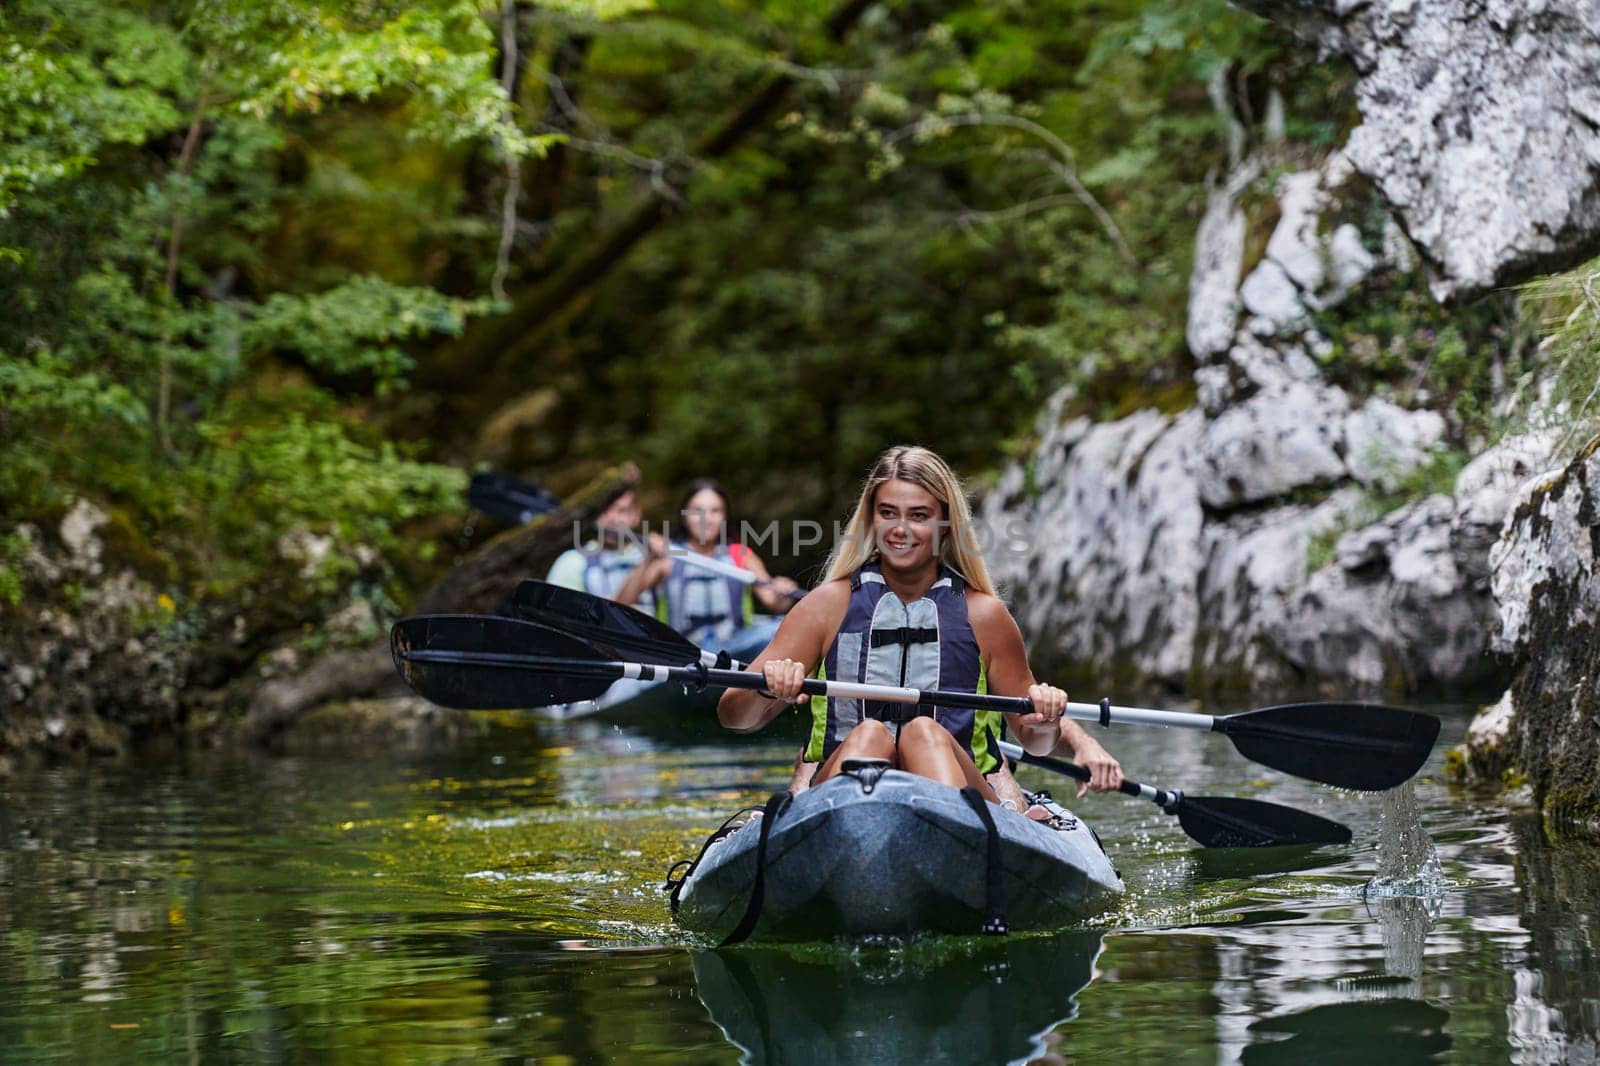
[660,543,754,644]
[581,544,655,613]
[804,562,1002,773]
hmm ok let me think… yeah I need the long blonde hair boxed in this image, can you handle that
[823,445,995,595]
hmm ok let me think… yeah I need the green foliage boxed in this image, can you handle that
[0,532,30,609]
[0,0,1334,640]
[1304,447,1472,573]
[236,0,555,157]
[1082,0,1283,85]
[0,349,148,427]
[0,0,547,620]
[1310,260,1526,442]
[1380,446,1473,506]
[0,2,188,223]
[245,277,495,391]
[502,0,1303,532]
[1522,256,1600,448]
[193,411,465,591]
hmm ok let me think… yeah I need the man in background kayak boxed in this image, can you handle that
[545,482,657,613]
[615,477,800,663]
[718,445,1122,804]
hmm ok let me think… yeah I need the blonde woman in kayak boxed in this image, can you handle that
[718,445,1122,802]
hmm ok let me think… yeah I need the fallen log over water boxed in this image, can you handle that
[239,464,639,745]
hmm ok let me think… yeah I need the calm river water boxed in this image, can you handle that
[1,700,1596,1063]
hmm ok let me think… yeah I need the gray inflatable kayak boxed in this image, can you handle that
[671,767,1123,942]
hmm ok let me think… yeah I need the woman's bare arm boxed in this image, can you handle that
[968,593,1123,793]
[716,580,847,732]
[613,536,671,606]
[1053,721,1123,796]
[742,551,800,613]
[967,593,1060,755]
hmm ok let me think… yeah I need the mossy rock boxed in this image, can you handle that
[98,505,179,583]
[281,697,480,753]
[1502,468,1600,823]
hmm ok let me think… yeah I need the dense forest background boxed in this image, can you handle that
[2,0,1326,607]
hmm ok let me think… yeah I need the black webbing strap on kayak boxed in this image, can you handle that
[665,804,763,914]
[960,787,1008,936]
[720,790,793,947]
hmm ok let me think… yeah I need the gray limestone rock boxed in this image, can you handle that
[1455,424,1566,530]
[1194,381,1351,508]
[1235,164,1380,338]
[1265,171,1333,294]
[1239,260,1307,333]
[58,499,107,578]
[1236,0,1600,299]
[1485,442,1600,819]
[987,359,1550,696]
[1343,398,1447,489]
[980,3,1600,704]
[982,408,1205,688]
[1193,489,1366,692]
[1454,689,1519,784]
[1281,494,1501,693]
[1188,181,1249,360]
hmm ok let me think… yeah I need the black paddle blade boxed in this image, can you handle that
[1217,702,1441,791]
[467,472,562,525]
[1175,795,1353,848]
[505,580,703,665]
[390,614,613,709]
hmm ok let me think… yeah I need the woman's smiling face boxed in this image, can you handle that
[871,478,946,571]
[682,487,727,546]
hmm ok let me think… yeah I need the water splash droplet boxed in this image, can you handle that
[1366,781,1447,897]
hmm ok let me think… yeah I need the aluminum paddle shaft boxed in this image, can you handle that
[995,741,1353,848]
[996,740,1175,805]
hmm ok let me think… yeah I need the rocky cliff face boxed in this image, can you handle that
[989,0,1600,701]
[1234,0,1600,301]
[1237,1,1600,821]
[0,469,638,770]
[0,502,190,767]
[1481,443,1600,822]
[984,151,1541,698]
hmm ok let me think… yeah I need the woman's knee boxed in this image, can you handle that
[841,719,894,750]
[899,715,950,746]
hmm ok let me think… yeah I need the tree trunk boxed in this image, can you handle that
[416,0,880,391]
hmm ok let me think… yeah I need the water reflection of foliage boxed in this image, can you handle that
[0,737,568,1061]
[7,713,1600,1062]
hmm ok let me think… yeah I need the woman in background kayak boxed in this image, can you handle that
[615,478,801,662]
[718,445,1122,802]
